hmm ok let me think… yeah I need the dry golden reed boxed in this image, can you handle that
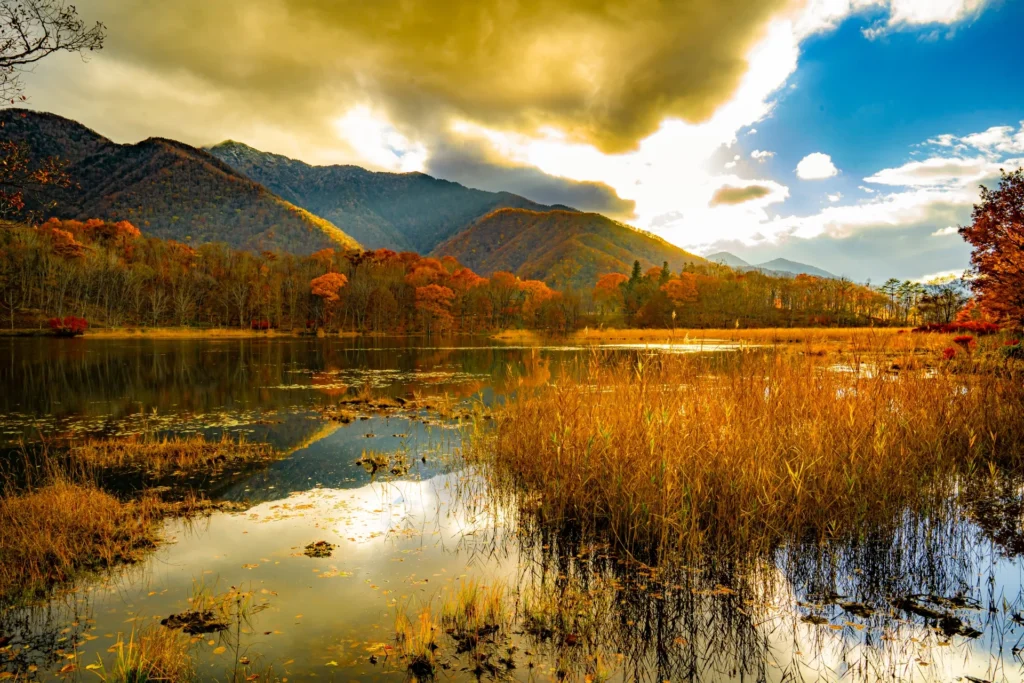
[69,434,274,476]
[92,623,196,683]
[472,341,1024,557]
[0,481,161,602]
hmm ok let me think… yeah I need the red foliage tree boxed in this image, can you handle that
[960,169,1024,327]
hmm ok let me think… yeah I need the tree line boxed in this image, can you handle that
[0,218,577,333]
[0,217,980,335]
[589,260,969,329]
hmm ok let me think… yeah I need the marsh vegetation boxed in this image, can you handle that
[0,333,1022,682]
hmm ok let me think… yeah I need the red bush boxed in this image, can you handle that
[942,347,957,360]
[250,319,271,330]
[48,316,88,337]
[952,334,976,350]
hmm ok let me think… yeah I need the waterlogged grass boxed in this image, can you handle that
[90,624,196,683]
[0,434,270,605]
[470,338,1024,557]
[393,578,512,679]
[0,481,162,603]
[68,434,275,477]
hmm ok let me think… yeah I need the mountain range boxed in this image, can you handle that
[205,140,563,253]
[4,109,837,286]
[0,110,358,253]
[706,252,837,279]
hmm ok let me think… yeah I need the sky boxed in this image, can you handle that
[18,0,1024,283]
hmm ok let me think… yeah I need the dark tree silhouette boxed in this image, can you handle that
[0,0,105,105]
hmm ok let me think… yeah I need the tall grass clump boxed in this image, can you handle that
[69,434,275,476]
[91,624,196,683]
[0,480,161,602]
[470,347,1024,557]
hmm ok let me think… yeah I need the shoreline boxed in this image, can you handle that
[0,325,929,343]
[490,327,918,346]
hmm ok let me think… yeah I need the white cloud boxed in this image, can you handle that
[886,0,989,27]
[751,149,775,162]
[747,128,758,135]
[931,226,959,236]
[915,268,968,284]
[796,152,839,180]
[961,124,1024,154]
[827,193,843,202]
[333,106,427,172]
[858,185,876,193]
[864,156,1002,187]
[862,0,991,38]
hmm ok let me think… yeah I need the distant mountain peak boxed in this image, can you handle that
[755,258,837,279]
[432,208,705,288]
[706,251,751,268]
[704,251,837,279]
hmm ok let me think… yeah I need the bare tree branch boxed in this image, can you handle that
[0,0,105,105]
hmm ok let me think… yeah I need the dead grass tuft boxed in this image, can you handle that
[0,481,162,603]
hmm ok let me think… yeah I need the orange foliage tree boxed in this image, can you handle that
[960,168,1024,327]
[414,284,455,334]
[593,272,628,315]
[310,272,349,330]
[661,274,698,307]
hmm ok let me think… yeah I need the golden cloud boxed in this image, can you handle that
[710,184,773,206]
[76,0,791,153]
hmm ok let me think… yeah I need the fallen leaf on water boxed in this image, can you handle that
[213,646,227,655]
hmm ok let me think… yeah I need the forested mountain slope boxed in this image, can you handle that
[207,140,564,252]
[1,110,359,253]
[432,208,706,288]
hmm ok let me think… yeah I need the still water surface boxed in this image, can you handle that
[0,337,1022,682]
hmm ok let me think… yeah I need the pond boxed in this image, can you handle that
[0,337,1022,682]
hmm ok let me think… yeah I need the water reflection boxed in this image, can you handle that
[2,339,1023,682]
[0,338,565,445]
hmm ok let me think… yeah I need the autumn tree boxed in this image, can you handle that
[960,168,1024,327]
[661,274,698,307]
[593,272,627,316]
[310,272,349,330]
[0,139,71,217]
[414,284,455,335]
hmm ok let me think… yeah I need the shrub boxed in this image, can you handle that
[942,347,957,360]
[48,316,88,337]
[952,334,976,351]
